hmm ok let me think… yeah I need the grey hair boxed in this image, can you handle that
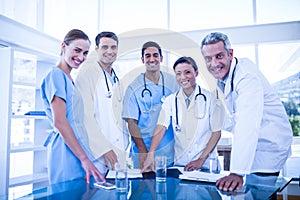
[201,32,231,53]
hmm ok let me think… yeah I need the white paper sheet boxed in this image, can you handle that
[106,169,143,179]
[171,166,229,183]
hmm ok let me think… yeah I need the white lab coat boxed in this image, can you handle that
[94,70,128,148]
[220,58,293,174]
[74,59,129,173]
[157,86,224,167]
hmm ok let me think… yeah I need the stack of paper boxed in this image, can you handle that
[106,169,143,179]
[179,170,229,183]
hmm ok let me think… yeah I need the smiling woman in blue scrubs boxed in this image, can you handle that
[40,29,105,184]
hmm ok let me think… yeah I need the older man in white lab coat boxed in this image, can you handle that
[200,32,293,192]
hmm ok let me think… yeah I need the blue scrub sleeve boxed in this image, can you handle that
[46,69,68,103]
[123,86,140,121]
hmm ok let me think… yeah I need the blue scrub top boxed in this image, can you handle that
[41,67,89,184]
[123,72,179,156]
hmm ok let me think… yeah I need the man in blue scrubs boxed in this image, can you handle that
[122,41,179,169]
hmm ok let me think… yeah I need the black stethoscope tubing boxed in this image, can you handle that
[102,67,119,98]
[230,57,238,92]
[175,85,206,132]
[141,71,165,98]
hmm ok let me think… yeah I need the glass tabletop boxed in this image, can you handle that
[16,171,292,200]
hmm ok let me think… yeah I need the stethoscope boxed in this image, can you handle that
[219,57,238,132]
[230,57,238,93]
[141,71,165,112]
[226,57,238,114]
[174,85,207,132]
[101,67,121,101]
[218,57,238,94]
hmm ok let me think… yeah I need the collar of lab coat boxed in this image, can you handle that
[177,85,200,110]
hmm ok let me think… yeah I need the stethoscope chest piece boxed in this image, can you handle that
[175,124,181,132]
[101,67,120,99]
[106,91,112,98]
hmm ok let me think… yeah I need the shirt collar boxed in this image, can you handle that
[182,86,196,101]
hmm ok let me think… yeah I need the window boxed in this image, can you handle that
[256,0,300,24]
[44,0,99,42]
[170,0,253,31]
[259,43,300,156]
[100,0,168,34]
[0,0,38,29]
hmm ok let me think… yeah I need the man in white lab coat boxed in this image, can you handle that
[74,32,129,174]
[200,32,293,191]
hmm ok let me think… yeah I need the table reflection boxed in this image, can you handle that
[245,173,279,200]
[17,172,291,200]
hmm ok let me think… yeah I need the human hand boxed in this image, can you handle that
[184,157,205,171]
[81,157,105,183]
[138,152,148,170]
[216,173,243,191]
[141,152,155,173]
[103,150,118,170]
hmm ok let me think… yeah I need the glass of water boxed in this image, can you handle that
[155,156,167,182]
[115,163,128,192]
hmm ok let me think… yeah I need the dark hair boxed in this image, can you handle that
[95,31,119,46]
[141,41,162,57]
[63,29,90,45]
[61,29,90,55]
[200,32,231,53]
[173,56,198,72]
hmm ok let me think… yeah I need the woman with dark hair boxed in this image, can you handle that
[143,56,224,172]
